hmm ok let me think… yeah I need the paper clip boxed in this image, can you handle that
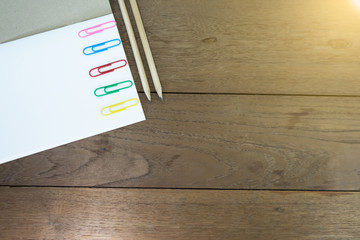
[94,80,133,97]
[101,98,139,116]
[78,21,117,38]
[83,39,121,55]
[89,59,127,77]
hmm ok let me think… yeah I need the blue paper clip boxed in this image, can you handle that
[83,39,121,55]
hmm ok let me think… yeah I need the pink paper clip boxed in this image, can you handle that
[78,21,117,38]
[89,60,128,77]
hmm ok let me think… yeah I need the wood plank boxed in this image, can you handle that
[0,187,359,239]
[111,0,360,95]
[1,94,360,190]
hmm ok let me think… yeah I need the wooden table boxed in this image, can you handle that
[1,0,360,239]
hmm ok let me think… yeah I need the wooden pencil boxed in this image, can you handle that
[129,0,163,101]
[118,0,151,102]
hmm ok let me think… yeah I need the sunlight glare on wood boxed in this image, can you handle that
[353,0,360,8]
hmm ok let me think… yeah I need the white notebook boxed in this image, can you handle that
[0,14,145,164]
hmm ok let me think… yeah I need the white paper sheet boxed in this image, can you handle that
[0,14,145,164]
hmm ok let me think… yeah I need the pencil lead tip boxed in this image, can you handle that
[159,96,163,102]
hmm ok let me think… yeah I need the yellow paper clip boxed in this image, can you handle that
[101,98,139,116]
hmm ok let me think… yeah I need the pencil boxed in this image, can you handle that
[118,0,151,102]
[129,0,163,101]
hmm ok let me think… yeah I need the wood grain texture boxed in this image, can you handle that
[2,1,359,238]
[110,0,360,96]
[1,94,360,190]
[0,187,359,240]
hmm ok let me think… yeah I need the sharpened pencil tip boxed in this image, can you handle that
[158,91,163,102]
[145,92,151,102]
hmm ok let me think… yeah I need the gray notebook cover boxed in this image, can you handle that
[0,0,112,43]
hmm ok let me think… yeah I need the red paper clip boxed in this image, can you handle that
[78,21,117,38]
[89,60,128,77]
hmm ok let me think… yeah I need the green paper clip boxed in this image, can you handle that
[94,80,133,97]
[101,98,139,116]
